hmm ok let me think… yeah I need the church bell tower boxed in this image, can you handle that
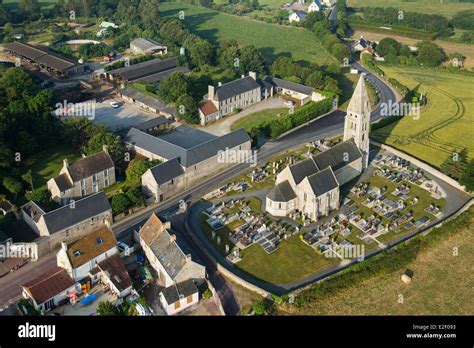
[344,75,371,169]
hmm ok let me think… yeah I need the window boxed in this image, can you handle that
[171,179,174,185]
[93,183,98,193]
[96,237,103,245]
[92,174,98,182]
[81,189,86,196]
[73,250,81,257]
[104,178,109,187]
[174,301,181,309]
[104,169,109,177]
[304,193,307,202]
[187,295,193,304]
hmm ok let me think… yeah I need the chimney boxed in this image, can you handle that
[63,158,69,169]
[249,71,257,80]
[170,234,177,242]
[61,241,68,252]
[208,85,215,101]
[102,144,109,154]
[218,81,222,86]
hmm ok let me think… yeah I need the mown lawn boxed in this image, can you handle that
[20,144,81,191]
[159,2,337,65]
[231,108,288,132]
[236,233,338,285]
[371,66,474,167]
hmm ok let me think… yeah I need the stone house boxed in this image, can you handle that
[138,214,205,287]
[47,146,115,205]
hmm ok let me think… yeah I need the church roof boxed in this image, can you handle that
[305,167,339,196]
[267,180,297,202]
[289,158,319,184]
[312,139,362,172]
[347,75,371,116]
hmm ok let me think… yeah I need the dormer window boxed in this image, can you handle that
[96,237,103,245]
[73,250,81,257]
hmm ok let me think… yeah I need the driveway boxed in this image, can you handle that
[204,97,287,136]
[92,99,158,132]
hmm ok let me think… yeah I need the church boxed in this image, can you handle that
[265,75,371,221]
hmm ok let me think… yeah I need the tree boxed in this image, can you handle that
[111,194,131,215]
[175,93,198,124]
[125,158,161,187]
[19,0,41,19]
[305,71,325,88]
[21,170,34,190]
[239,45,267,75]
[416,41,446,67]
[25,189,52,208]
[82,131,124,158]
[158,72,190,103]
[459,158,474,192]
[3,177,23,199]
[376,37,401,57]
[97,301,121,316]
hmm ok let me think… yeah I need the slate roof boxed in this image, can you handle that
[66,226,117,269]
[107,57,178,82]
[135,66,190,84]
[53,173,73,192]
[214,76,261,101]
[125,127,251,168]
[267,180,297,202]
[289,158,319,184]
[293,10,307,19]
[134,116,172,132]
[306,167,339,196]
[139,214,192,280]
[67,151,114,182]
[3,42,77,72]
[21,201,45,223]
[41,192,111,235]
[347,75,371,116]
[97,254,132,292]
[264,76,314,96]
[22,267,75,304]
[149,159,185,185]
[312,139,362,172]
[160,279,198,304]
[118,88,175,115]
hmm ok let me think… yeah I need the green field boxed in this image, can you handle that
[159,2,337,65]
[347,0,474,18]
[237,233,338,284]
[371,66,474,167]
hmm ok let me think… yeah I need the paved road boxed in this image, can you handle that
[0,253,57,312]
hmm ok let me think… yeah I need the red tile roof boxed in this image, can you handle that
[198,100,218,116]
[22,267,75,304]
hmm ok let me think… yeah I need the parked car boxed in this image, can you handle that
[110,101,120,108]
[284,100,295,107]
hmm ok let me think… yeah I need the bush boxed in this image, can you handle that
[202,289,212,300]
[111,193,131,215]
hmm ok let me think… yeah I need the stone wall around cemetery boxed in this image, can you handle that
[370,140,468,193]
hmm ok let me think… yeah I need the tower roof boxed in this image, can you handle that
[347,75,371,116]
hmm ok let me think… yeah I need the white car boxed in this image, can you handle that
[284,100,295,107]
[110,101,120,108]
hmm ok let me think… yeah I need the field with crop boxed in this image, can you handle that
[159,2,337,65]
[371,66,474,167]
[347,0,474,18]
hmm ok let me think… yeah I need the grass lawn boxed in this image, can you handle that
[347,0,474,18]
[371,66,474,167]
[230,107,288,132]
[159,2,337,66]
[284,207,474,315]
[236,233,338,284]
[19,144,81,191]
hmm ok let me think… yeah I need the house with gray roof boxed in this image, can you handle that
[266,75,371,221]
[117,87,176,117]
[198,71,326,125]
[159,278,199,315]
[138,214,205,287]
[47,146,116,205]
[125,125,252,203]
[20,192,113,258]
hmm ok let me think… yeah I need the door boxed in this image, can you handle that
[44,298,54,311]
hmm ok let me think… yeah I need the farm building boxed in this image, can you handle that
[130,38,167,55]
[2,42,85,78]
